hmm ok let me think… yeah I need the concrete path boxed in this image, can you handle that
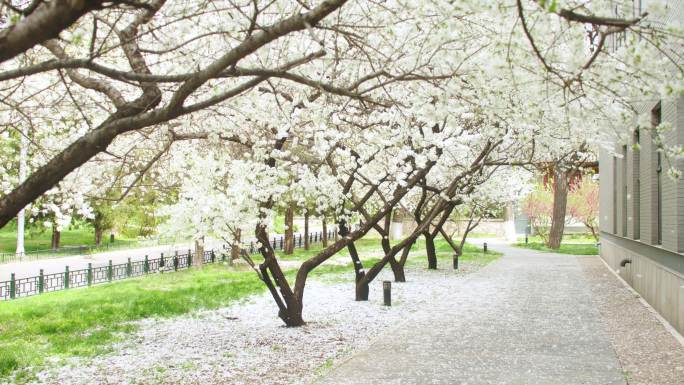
[317,243,627,385]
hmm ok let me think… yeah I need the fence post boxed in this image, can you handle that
[483,242,488,253]
[160,252,165,268]
[144,256,149,273]
[9,273,15,299]
[174,251,179,271]
[38,269,44,294]
[87,263,93,286]
[127,258,132,277]
[108,260,113,282]
[211,250,216,263]
[64,266,70,289]
[187,249,192,267]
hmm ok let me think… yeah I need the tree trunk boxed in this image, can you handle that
[284,205,295,254]
[547,168,569,249]
[231,228,241,262]
[255,224,304,326]
[194,236,204,268]
[51,224,61,250]
[389,257,406,282]
[339,219,368,300]
[425,231,437,269]
[321,216,328,247]
[381,235,405,282]
[304,211,310,250]
[95,227,103,246]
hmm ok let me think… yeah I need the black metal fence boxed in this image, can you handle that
[0,236,181,264]
[0,230,336,301]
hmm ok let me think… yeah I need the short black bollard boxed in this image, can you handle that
[159,252,165,268]
[211,250,216,263]
[9,273,15,299]
[64,266,70,289]
[144,255,149,273]
[187,249,192,267]
[453,254,459,270]
[38,269,44,294]
[127,258,132,277]
[87,263,93,286]
[483,242,488,253]
[108,260,113,282]
[383,281,391,306]
[525,235,528,244]
[174,251,179,271]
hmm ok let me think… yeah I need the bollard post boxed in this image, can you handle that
[108,260,113,282]
[127,258,132,277]
[38,269,44,294]
[525,235,528,244]
[272,237,276,249]
[144,256,149,273]
[453,254,459,270]
[383,281,391,306]
[87,263,93,286]
[174,251,179,271]
[250,241,254,254]
[187,249,192,267]
[64,266,70,289]
[211,250,216,263]
[9,273,15,299]
[483,242,488,253]
[160,252,165,268]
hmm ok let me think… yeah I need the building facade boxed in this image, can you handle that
[599,0,684,336]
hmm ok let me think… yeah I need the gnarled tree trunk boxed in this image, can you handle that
[256,224,304,326]
[547,168,569,249]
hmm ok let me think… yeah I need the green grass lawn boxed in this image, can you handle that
[514,234,599,255]
[0,236,500,382]
[0,265,265,381]
[0,225,97,254]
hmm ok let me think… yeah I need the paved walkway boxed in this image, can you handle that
[317,243,628,385]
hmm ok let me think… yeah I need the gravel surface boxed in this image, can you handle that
[577,256,684,385]
[27,262,484,385]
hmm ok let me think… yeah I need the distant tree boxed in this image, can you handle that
[567,178,599,241]
[521,185,554,244]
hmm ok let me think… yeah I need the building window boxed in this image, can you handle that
[613,156,618,234]
[652,102,662,245]
[633,129,640,239]
[622,145,628,236]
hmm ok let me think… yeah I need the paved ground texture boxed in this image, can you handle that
[316,243,684,385]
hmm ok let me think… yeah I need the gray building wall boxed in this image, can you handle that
[599,0,684,333]
[599,95,684,335]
